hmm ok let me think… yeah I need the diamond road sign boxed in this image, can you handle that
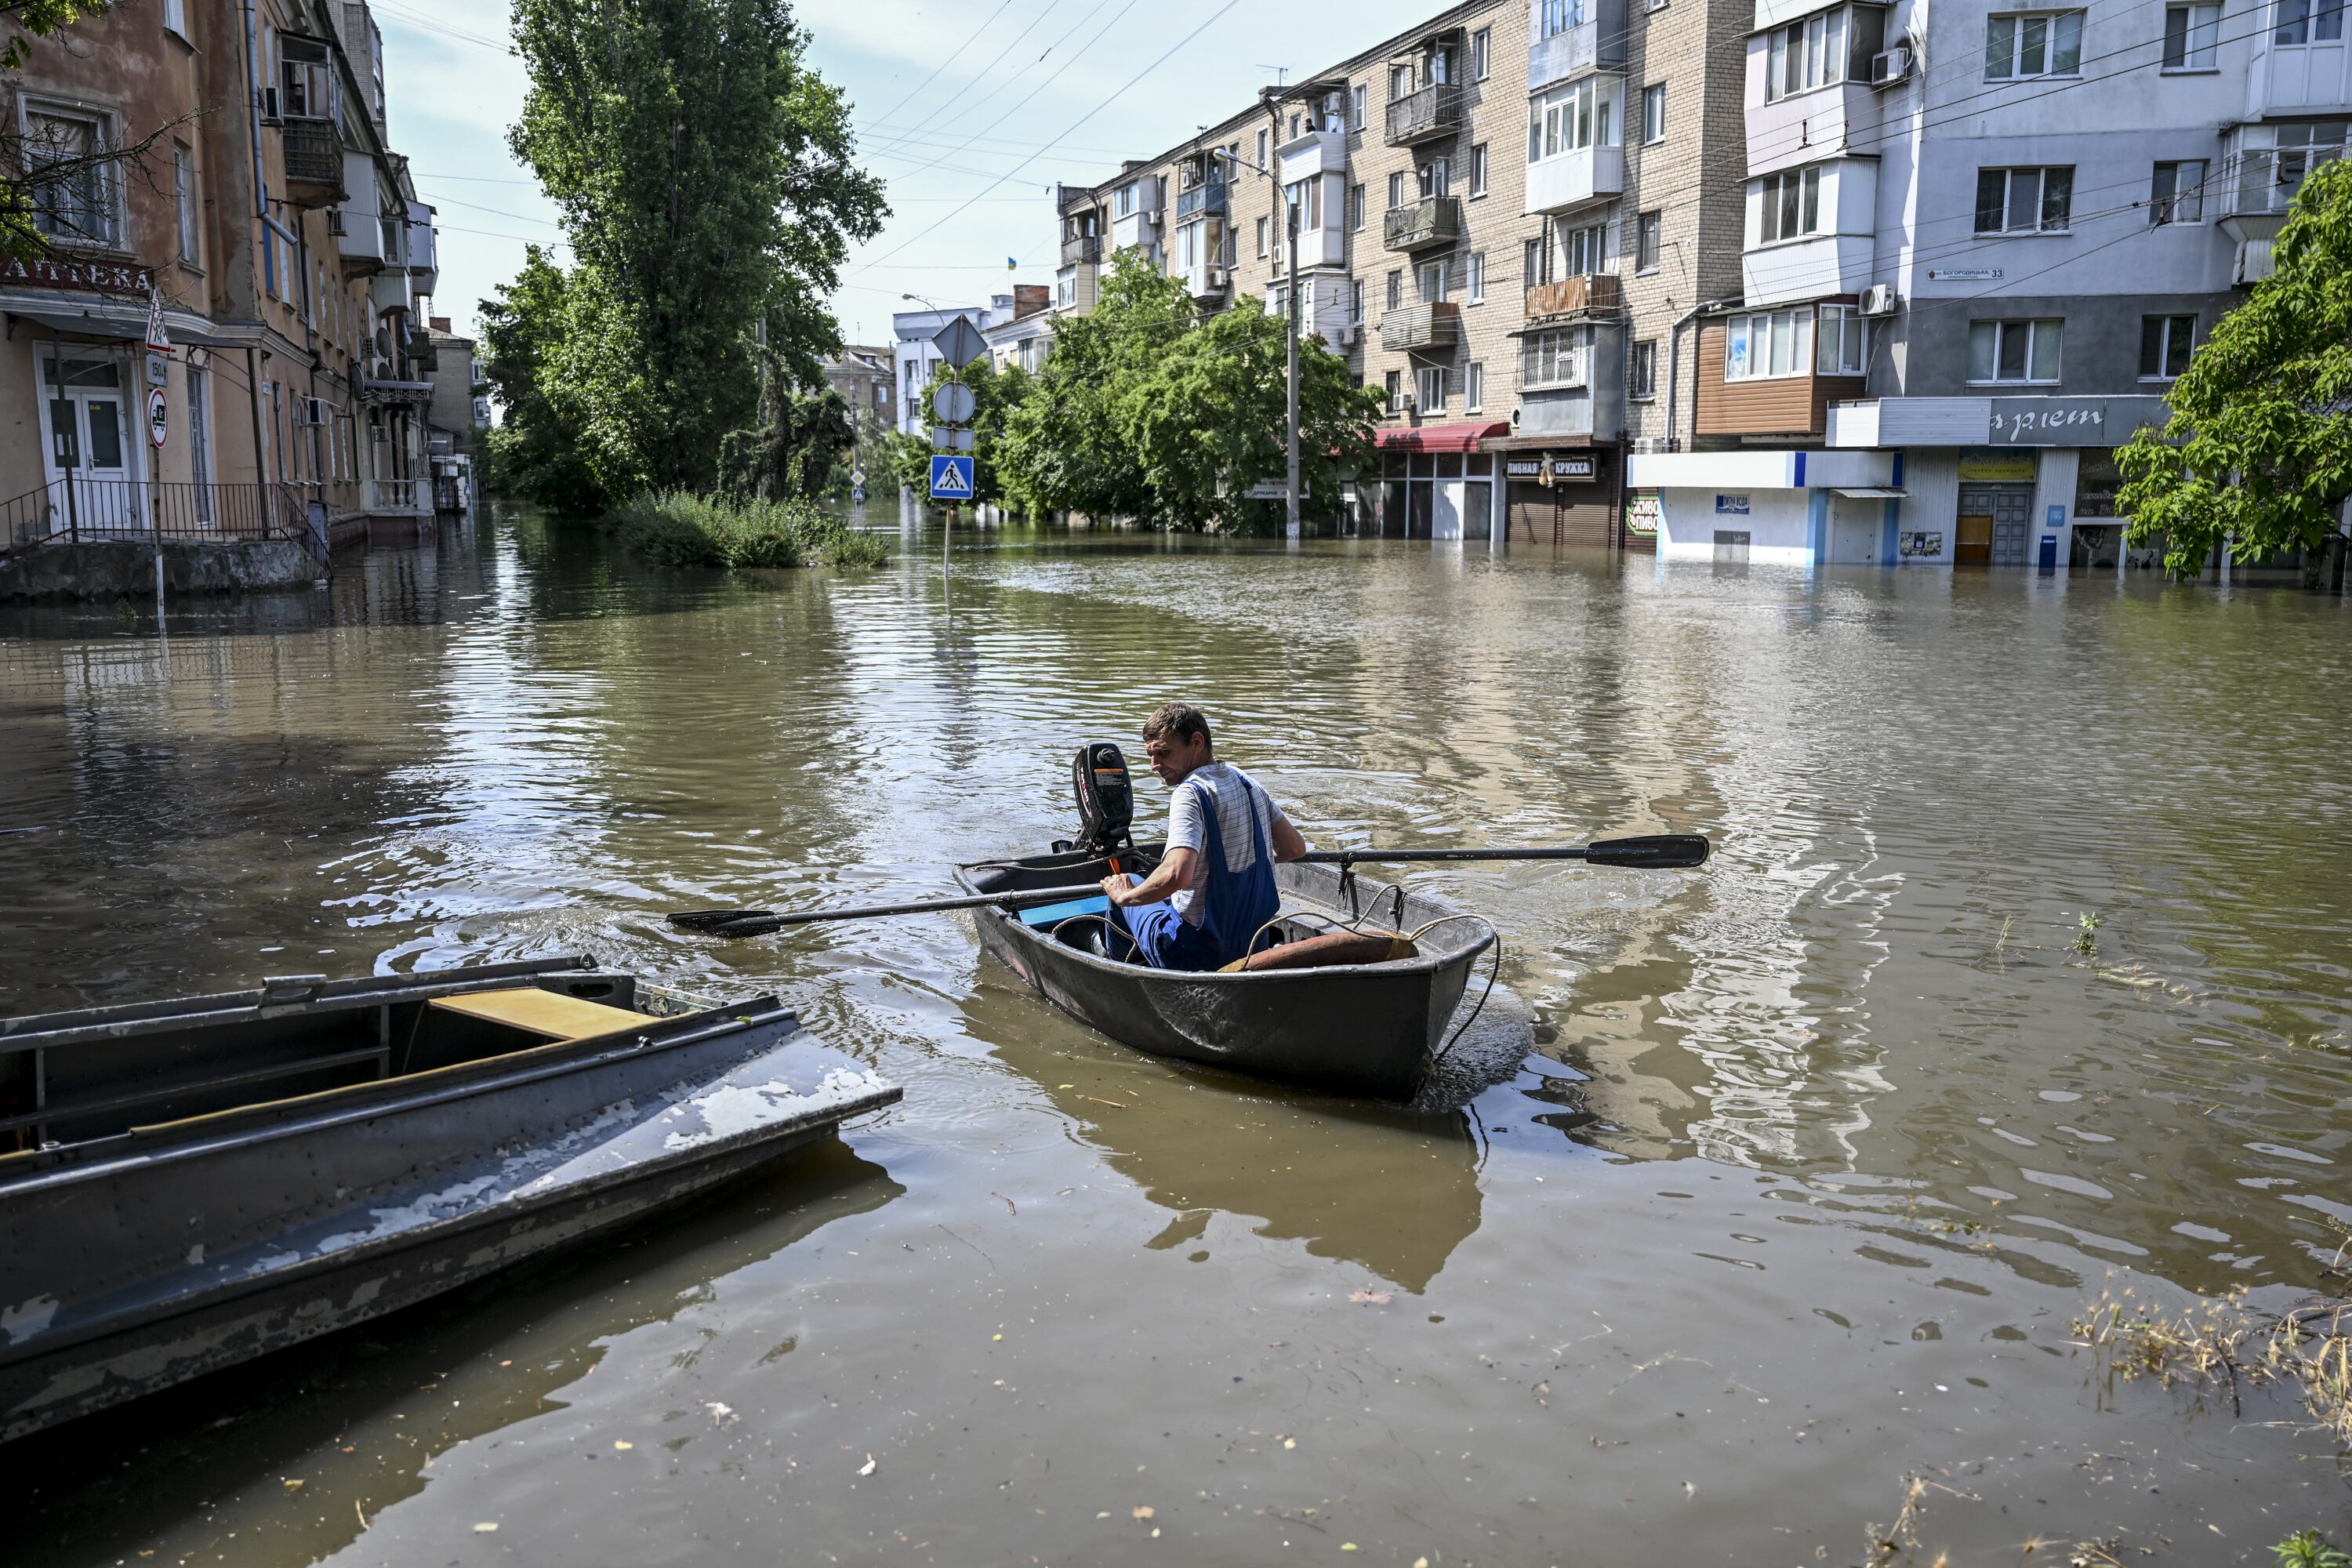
[931,315,986,368]
[929,455,975,499]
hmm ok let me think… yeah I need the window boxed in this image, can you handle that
[1391,64,1414,100]
[2151,160,2207,223]
[1529,78,1618,160]
[2163,2,2220,67]
[1256,216,1269,256]
[174,143,198,264]
[1466,361,1485,412]
[1541,0,1585,38]
[1724,307,1816,379]
[1269,282,1288,319]
[1642,83,1667,144]
[1468,251,1486,303]
[1431,47,1453,84]
[1352,83,1368,129]
[1974,165,2073,232]
[1755,166,1823,244]
[1256,129,1269,167]
[1636,210,1662,271]
[1563,221,1609,274]
[1288,113,1302,141]
[1386,270,1403,310]
[1285,176,1323,232]
[1385,369,1404,411]
[1525,235,1549,287]
[1817,303,1867,373]
[280,35,336,119]
[1418,158,1450,198]
[1388,172,1405,208]
[164,0,187,36]
[2140,314,2194,378]
[1115,183,1136,218]
[1967,318,2063,383]
[1350,278,1365,322]
[1417,259,1448,303]
[1417,365,1446,413]
[1522,328,1588,389]
[2275,0,2347,43]
[1764,8,1849,101]
[24,109,118,246]
[1349,183,1365,230]
[1630,339,1657,398]
[1984,11,2083,79]
[1470,143,1489,197]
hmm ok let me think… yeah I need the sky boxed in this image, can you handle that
[374,0,1445,348]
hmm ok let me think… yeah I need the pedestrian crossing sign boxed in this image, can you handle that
[929,455,975,499]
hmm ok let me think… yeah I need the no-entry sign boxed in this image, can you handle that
[147,387,167,448]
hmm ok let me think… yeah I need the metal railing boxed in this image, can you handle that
[281,119,346,201]
[1385,83,1462,147]
[1061,232,1102,265]
[1382,195,1464,252]
[2,480,311,553]
[1175,181,1229,220]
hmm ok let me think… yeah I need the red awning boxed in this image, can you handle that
[1374,421,1511,454]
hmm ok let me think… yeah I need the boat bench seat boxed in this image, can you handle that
[430,988,659,1041]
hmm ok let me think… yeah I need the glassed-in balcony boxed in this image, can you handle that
[1526,0,1628,89]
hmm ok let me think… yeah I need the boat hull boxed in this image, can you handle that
[961,853,1490,1101]
[0,964,898,1442]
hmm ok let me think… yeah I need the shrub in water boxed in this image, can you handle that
[608,491,887,571]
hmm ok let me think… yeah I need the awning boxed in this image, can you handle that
[1831,486,1907,499]
[1375,420,1510,454]
[5,304,249,348]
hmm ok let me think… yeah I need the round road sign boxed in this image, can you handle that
[930,381,976,425]
[147,387,168,448]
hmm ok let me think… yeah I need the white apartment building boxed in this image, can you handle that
[1634,0,2320,568]
[891,288,1050,437]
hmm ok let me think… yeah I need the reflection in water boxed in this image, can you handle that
[11,1142,900,1566]
[960,973,1483,1294]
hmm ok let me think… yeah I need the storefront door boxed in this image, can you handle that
[39,353,142,533]
[1955,485,2032,567]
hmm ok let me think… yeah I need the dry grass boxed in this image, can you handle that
[2070,1283,2352,1446]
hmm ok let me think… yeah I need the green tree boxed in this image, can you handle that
[506,0,886,499]
[716,348,855,502]
[477,248,602,515]
[2116,159,2352,575]
[891,354,1033,508]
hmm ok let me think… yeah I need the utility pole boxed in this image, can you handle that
[1259,90,1301,541]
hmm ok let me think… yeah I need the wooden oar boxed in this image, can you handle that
[670,884,1108,938]
[1302,833,1710,870]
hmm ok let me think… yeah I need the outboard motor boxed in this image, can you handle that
[1069,742,1134,857]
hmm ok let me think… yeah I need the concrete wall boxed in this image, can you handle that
[0,538,323,601]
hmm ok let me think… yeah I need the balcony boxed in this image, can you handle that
[1385,83,1462,147]
[360,375,433,406]
[1527,0,1628,89]
[1180,257,1231,300]
[2218,144,2345,242]
[362,477,428,515]
[1175,180,1228,220]
[1061,230,1102,266]
[1524,144,1624,214]
[1277,126,1348,182]
[1382,195,1463,252]
[281,119,346,207]
[1380,300,1461,354]
[1524,273,1623,321]
[1744,83,1877,179]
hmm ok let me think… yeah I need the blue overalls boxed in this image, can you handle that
[1112,773,1283,972]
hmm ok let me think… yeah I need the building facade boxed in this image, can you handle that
[1,0,445,557]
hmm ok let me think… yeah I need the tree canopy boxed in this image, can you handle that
[2116,159,2352,573]
[495,0,885,509]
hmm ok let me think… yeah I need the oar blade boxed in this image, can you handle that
[1581,833,1711,869]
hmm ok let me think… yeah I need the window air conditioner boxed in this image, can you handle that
[1208,267,1229,287]
[1858,283,1898,316]
[1509,405,1523,430]
[1869,45,1913,86]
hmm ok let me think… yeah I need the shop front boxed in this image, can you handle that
[1626,448,1901,568]
[1371,422,1508,542]
[1496,448,1617,548]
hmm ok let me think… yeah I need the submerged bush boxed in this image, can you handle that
[607,490,888,571]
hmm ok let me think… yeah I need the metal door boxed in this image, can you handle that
[1989,488,2032,566]
[40,355,140,533]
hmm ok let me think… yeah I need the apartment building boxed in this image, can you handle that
[821,345,897,434]
[891,288,1048,437]
[0,0,445,561]
[1633,0,2308,569]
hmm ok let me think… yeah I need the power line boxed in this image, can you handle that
[863,0,1090,162]
[886,0,1149,182]
[859,0,1019,132]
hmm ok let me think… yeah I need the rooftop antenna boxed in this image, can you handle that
[1254,64,1290,85]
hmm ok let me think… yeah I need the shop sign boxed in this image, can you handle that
[1624,492,1661,536]
[1505,457,1547,478]
[1506,456,1597,481]
[0,256,156,295]
[1714,493,1750,515]
[1550,456,1595,480]
[1988,398,2109,445]
[1956,448,2038,482]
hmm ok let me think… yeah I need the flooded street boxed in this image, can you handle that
[3,511,2349,1564]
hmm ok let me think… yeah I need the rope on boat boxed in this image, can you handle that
[1422,916,1503,1069]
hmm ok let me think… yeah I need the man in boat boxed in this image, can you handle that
[1100,702,1308,971]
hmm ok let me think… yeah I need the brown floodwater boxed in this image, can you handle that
[2,510,2349,1565]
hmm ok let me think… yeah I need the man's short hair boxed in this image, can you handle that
[1142,702,1212,749]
